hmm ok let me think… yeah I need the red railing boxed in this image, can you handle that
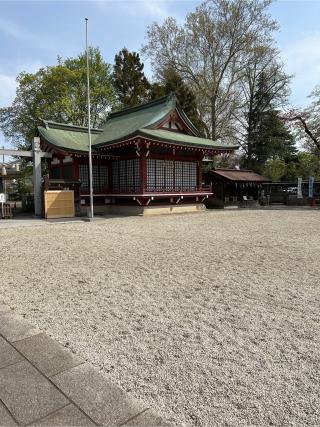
[89,185,212,194]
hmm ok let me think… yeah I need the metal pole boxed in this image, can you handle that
[2,146,6,197]
[86,18,94,219]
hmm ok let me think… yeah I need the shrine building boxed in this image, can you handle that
[38,94,238,215]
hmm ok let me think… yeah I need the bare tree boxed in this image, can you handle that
[283,88,320,155]
[142,0,277,141]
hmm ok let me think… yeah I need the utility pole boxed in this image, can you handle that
[85,18,94,219]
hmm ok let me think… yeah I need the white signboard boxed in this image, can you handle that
[0,193,6,203]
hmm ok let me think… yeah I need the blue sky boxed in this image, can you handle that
[1,0,320,151]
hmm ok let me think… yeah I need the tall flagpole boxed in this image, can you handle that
[85,18,94,219]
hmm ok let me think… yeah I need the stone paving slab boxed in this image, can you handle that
[0,312,40,342]
[122,409,170,426]
[0,360,68,425]
[0,304,168,426]
[13,333,83,377]
[0,400,17,426]
[30,404,96,426]
[51,363,148,426]
[0,336,23,369]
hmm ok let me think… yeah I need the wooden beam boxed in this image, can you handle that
[0,149,52,158]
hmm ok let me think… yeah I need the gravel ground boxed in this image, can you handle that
[0,210,319,426]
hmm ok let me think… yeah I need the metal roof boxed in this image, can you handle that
[38,125,100,153]
[92,93,200,147]
[210,168,271,182]
[139,129,238,150]
[38,94,239,153]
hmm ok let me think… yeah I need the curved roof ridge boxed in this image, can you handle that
[214,168,254,172]
[107,93,176,120]
[42,120,103,134]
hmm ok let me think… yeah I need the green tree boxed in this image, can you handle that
[0,47,115,149]
[241,71,295,171]
[113,48,150,108]
[262,158,286,181]
[247,109,296,172]
[236,45,291,161]
[285,152,320,181]
[149,68,205,134]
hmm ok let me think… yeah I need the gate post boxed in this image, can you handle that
[32,137,42,217]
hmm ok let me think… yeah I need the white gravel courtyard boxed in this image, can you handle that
[0,210,319,426]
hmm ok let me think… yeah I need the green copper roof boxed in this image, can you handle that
[38,122,102,153]
[38,94,239,152]
[94,94,192,147]
[139,129,238,150]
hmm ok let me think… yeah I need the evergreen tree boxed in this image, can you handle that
[243,72,296,172]
[250,110,296,168]
[150,68,205,135]
[113,48,150,108]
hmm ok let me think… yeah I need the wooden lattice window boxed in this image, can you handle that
[119,161,126,192]
[112,161,119,192]
[80,164,109,193]
[156,160,165,191]
[147,159,197,192]
[147,159,156,191]
[100,165,108,191]
[93,165,100,192]
[174,161,183,190]
[182,162,197,190]
[112,159,140,193]
[188,162,197,190]
[165,160,174,191]
[79,164,89,192]
[134,159,140,191]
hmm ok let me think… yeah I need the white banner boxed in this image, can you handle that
[309,176,315,198]
[297,178,303,199]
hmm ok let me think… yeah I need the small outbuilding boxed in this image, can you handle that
[206,168,271,207]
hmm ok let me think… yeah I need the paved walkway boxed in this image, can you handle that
[0,303,167,426]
